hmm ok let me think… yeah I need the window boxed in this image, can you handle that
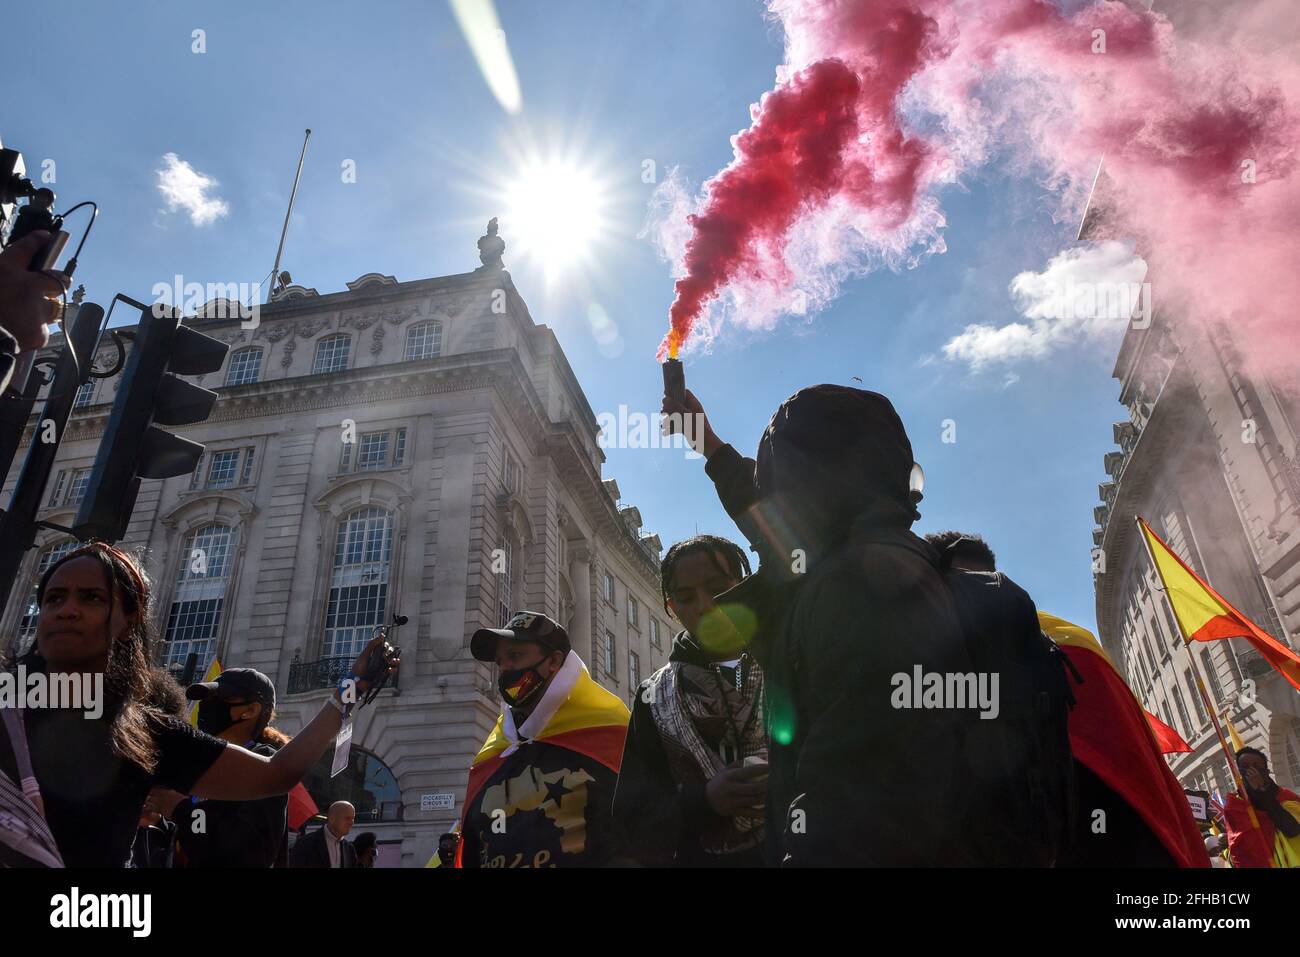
[226,347,263,386]
[649,618,662,650]
[312,334,352,374]
[340,428,407,473]
[16,540,77,645]
[240,446,257,486]
[603,630,616,678]
[303,747,403,824]
[603,572,615,604]
[628,595,640,629]
[192,447,256,489]
[207,450,241,488]
[65,469,91,507]
[501,451,519,495]
[629,651,640,694]
[1202,651,1225,706]
[358,432,389,471]
[498,539,514,627]
[405,321,443,361]
[1185,669,1208,726]
[161,524,234,673]
[1172,687,1193,737]
[73,381,95,408]
[323,507,393,659]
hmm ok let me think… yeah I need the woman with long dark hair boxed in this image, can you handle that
[0,542,397,867]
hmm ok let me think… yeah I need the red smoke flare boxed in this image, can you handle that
[660,3,940,359]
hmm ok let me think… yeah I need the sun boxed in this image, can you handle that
[501,156,610,282]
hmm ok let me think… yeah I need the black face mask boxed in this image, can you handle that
[498,662,550,708]
[196,699,244,736]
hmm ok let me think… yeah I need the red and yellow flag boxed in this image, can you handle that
[1039,612,1207,867]
[1138,518,1300,694]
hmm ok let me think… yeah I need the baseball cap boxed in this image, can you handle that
[186,667,276,710]
[471,611,570,663]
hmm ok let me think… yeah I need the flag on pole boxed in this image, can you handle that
[1222,711,1247,753]
[287,783,319,832]
[1144,708,1192,754]
[1038,612,1208,867]
[1137,518,1300,694]
[187,657,224,727]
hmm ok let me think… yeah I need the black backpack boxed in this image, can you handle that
[940,563,1079,866]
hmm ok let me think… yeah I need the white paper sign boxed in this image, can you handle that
[330,719,354,779]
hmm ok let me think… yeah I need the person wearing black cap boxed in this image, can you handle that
[664,384,986,866]
[144,668,290,867]
[457,611,630,867]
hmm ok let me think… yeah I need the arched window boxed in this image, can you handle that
[405,321,442,361]
[312,334,352,374]
[302,747,403,823]
[226,346,264,386]
[497,532,518,627]
[15,539,78,649]
[73,381,95,408]
[324,507,393,658]
[162,524,235,673]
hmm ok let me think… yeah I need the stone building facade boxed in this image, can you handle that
[1090,295,1300,797]
[1,242,675,866]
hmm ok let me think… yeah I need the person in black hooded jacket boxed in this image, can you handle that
[613,535,767,867]
[663,384,997,866]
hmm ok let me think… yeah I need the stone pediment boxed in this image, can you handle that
[346,273,399,292]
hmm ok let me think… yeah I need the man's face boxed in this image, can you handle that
[329,806,356,837]
[495,639,562,690]
[666,549,741,640]
[1240,753,1271,790]
[36,557,131,672]
[438,838,457,863]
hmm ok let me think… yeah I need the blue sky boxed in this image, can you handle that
[7,0,1125,631]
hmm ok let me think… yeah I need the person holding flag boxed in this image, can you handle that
[1222,747,1300,868]
[1137,516,1300,868]
[457,611,629,867]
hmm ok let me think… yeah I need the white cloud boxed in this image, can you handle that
[941,241,1147,371]
[156,153,229,226]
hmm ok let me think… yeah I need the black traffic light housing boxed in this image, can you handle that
[74,295,229,542]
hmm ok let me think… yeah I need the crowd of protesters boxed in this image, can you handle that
[0,313,1292,866]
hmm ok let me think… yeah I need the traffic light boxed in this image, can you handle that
[75,295,229,542]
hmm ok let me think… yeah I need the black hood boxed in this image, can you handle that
[749,384,917,561]
[667,630,717,666]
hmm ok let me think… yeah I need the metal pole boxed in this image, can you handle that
[268,128,312,303]
[0,302,104,621]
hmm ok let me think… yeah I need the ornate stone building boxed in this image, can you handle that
[1,233,674,866]
[1089,255,1300,797]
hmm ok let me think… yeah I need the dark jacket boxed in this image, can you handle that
[612,633,765,868]
[704,386,980,866]
[173,742,288,868]
[289,824,357,868]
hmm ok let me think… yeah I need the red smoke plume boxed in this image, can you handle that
[658,0,1300,377]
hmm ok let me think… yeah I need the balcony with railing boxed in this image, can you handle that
[288,655,357,694]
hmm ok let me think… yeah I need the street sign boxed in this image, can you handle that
[420,793,455,812]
